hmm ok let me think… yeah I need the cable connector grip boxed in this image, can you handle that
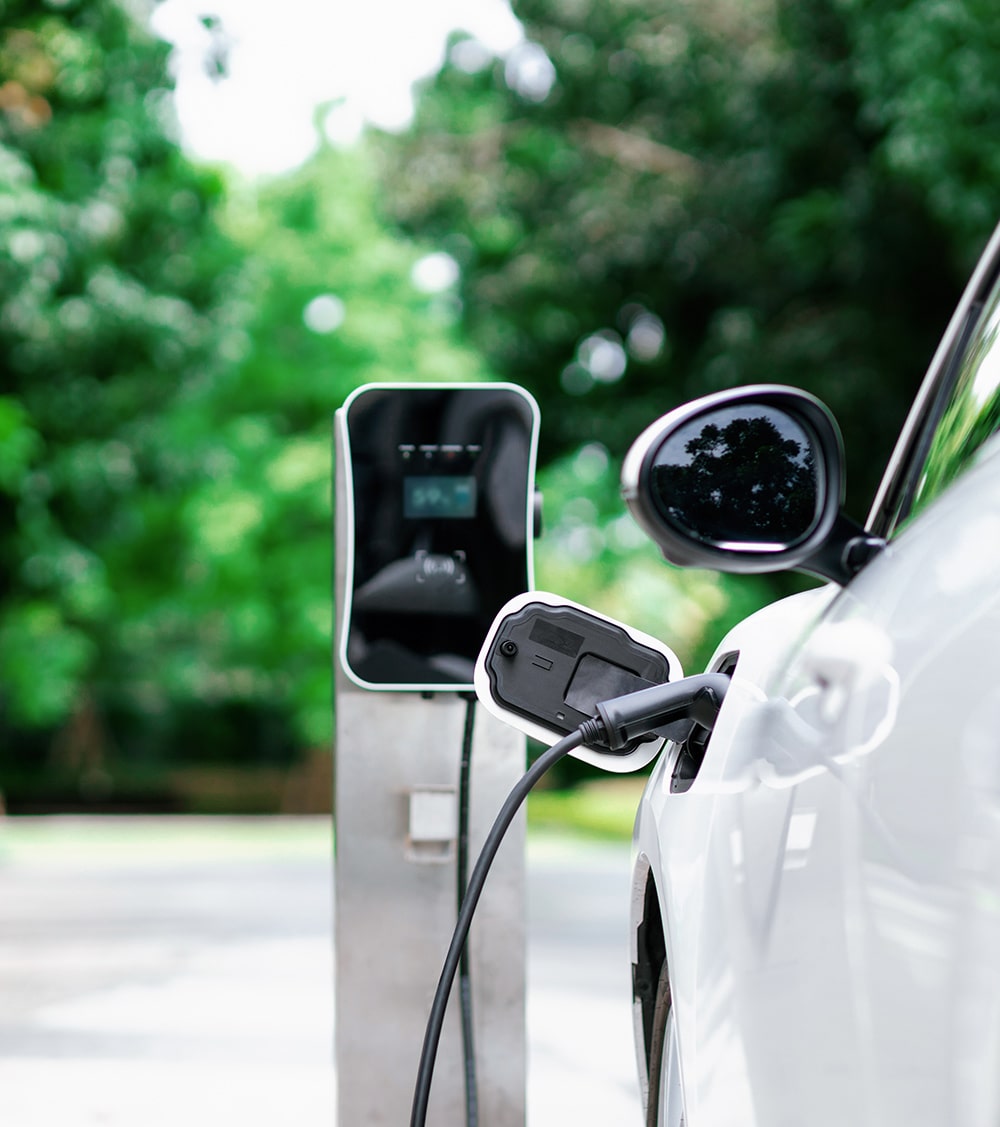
[587,673,730,752]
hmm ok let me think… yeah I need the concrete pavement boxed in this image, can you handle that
[0,817,642,1125]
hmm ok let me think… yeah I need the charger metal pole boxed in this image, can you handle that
[333,418,528,1126]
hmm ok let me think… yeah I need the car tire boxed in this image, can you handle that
[646,961,685,1127]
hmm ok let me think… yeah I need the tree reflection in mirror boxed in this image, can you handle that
[649,406,819,547]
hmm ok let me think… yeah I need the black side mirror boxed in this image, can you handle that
[621,385,883,585]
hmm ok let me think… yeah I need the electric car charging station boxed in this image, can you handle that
[333,383,541,1126]
[333,381,735,1126]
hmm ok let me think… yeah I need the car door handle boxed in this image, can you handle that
[800,620,894,724]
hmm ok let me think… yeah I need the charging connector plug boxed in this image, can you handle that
[580,673,730,752]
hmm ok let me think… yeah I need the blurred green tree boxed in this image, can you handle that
[376,0,999,524]
[6,0,999,804]
[178,145,492,754]
[0,1,489,805]
[0,0,245,784]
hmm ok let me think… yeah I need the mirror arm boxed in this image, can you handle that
[844,533,887,574]
[804,513,886,585]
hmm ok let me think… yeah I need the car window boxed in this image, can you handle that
[909,281,1000,516]
[877,264,1000,537]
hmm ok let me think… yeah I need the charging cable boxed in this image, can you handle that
[410,728,584,1127]
[409,674,727,1127]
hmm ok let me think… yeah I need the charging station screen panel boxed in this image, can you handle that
[403,475,477,520]
[341,385,538,689]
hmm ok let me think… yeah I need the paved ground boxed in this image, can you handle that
[0,817,642,1126]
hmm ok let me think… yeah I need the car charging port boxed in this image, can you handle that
[670,651,738,793]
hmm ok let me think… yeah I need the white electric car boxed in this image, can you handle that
[623,220,1000,1127]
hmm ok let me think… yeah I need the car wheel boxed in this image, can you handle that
[646,961,685,1127]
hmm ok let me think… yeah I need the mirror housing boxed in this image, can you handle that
[621,385,883,586]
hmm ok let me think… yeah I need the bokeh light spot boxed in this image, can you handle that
[303,293,345,334]
[411,251,459,293]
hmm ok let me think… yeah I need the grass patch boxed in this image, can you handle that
[527,777,646,841]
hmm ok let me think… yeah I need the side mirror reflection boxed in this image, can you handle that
[623,385,877,584]
[647,405,821,548]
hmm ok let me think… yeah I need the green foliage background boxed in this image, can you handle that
[379,0,999,516]
[0,0,997,808]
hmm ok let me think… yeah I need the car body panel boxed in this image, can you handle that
[632,225,1000,1126]
[633,585,840,1124]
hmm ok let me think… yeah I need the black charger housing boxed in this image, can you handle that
[474,592,683,772]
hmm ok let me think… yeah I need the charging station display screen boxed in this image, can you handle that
[341,385,538,689]
[404,475,477,520]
